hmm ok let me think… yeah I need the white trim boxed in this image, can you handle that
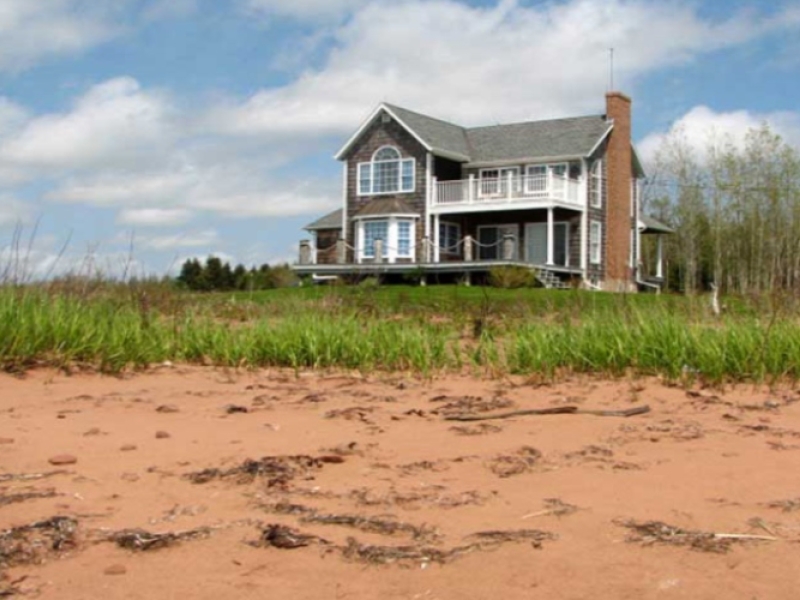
[356,146,416,196]
[587,123,614,158]
[356,217,417,263]
[589,159,604,209]
[589,220,602,265]
[580,158,588,271]
[465,154,584,169]
[341,162,348,242]
[335,104,433,160]
[424,152,432,243]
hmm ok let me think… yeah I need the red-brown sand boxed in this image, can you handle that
[2,366,800,599]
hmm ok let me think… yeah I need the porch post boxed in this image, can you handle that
[656,235,664,279]
[507,171,513,200]
[299,240,312,265]
[433,214,441,263]
[336,239,346,264]
[468,174,475,204]
[374,239,383,264]
[464,234,473,262]
[546,207,555,266]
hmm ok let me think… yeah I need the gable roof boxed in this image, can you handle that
[335,102,619,166]
[303,208,343,231]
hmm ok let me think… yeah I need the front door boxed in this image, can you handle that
[525,222,569,266]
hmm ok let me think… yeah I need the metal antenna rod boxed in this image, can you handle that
[609,47,615,91]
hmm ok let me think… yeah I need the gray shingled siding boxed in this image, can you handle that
[586,141,608,283]
[342,113,428,262]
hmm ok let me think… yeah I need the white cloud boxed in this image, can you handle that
[0,0,122,72]
[117,208,193,227]
[211,0,800,137]
[638,106,800,165]
[141,229,220,250]
[243,0,369,20]
[0,77,177,172]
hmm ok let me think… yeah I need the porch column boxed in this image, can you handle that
[656,235,664,279]
[433,214,441,263]
[374,239,383,264]
[299,240,312,265]
[546,207,555,266]
[336,240,346,264]
[580,159,588,272]
[468,174,475,204]
[464,235,473,262]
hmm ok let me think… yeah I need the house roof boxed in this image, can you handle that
[465,116,612,164]
[303,208,343,231]
[353,198,417,218]
[336,102,624,168]
[639,215,675,234]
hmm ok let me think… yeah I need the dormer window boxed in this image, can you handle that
[357,146,415,195]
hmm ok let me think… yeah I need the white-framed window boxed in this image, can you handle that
[524,165,547,194]
[479,167,520,196]
[589,159,604,208]
[358,217,416,262]
[362,220,389,259]
[397,220,412,257]
[357,146,415,196]
[439,222,461,253]
[589,220,602,265]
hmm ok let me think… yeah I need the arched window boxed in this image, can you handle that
[357,145,415,195]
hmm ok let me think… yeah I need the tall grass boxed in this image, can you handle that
[1,282,798,383]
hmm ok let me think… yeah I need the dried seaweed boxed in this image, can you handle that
[487,446,541,478]
[252,524,328,549]
[430,396,515,417]
[111,527,211,551]
[522,498,579,519]
[340,537,468,566]
[186,454,342,487]
[614,519,772,553]
[0,488,58,507]
[349,486,487,510]
[0,517,78,569]
[302,512,440,543]
[0,472,66,483]
[449,423,503,436]
[324,406,376,422]
[466,528,556,548]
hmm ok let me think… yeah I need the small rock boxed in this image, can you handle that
[225,404,249,414]
[0,437,14,444]
[120,444,138,452]
[83,428,102,436]
[104,564,127,576]
[156,404,180,413]
[155,431,171,439]
[48,454,78,466]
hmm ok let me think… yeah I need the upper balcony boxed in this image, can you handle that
[432,173,582,214]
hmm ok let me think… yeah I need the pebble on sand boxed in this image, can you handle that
[104,564,127,576]
[48,454,78,466]
[155,431,171,439]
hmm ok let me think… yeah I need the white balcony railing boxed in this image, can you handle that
[434,174,582,208]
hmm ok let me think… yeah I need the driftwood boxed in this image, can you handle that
[444,405,650,422]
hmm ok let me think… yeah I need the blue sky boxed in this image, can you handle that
[1,0,799,278]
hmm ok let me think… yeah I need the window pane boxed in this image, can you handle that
[397,221,411,256]
[373,161,399,193]
[359,164,371,194]
[374,147,400,161]
[402,160,414,191]
[363,220,389,258]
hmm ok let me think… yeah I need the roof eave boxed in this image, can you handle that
[465,154,586,168]
[334,103,433,160]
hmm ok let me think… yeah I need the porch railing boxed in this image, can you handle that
[434,174,581,208]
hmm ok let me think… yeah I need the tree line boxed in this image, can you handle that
[643,123,800,294]
[176,257,297,291]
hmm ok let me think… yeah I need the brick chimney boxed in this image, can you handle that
[604,92,633,290]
